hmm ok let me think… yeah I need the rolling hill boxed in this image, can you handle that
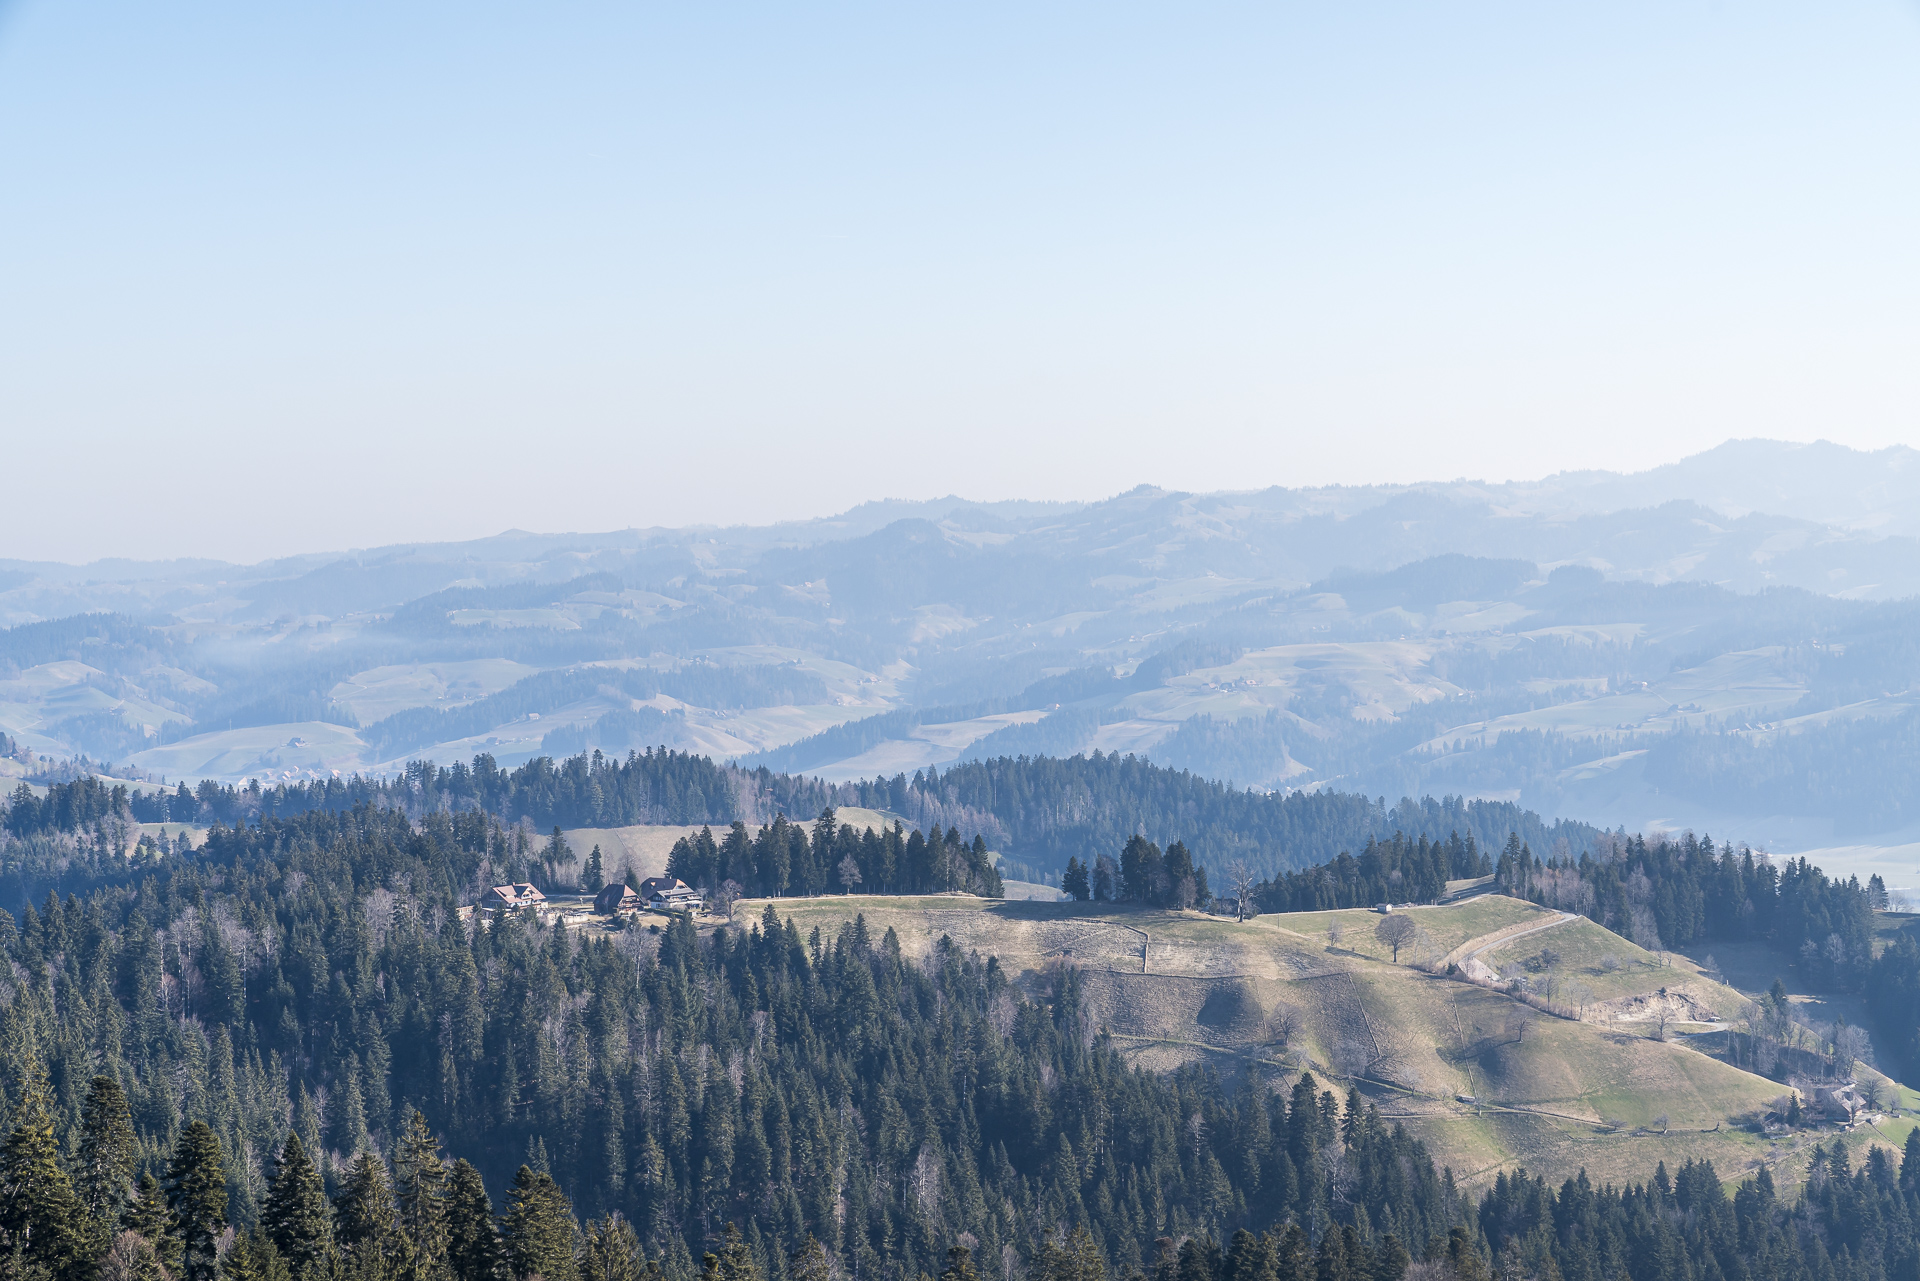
[15,440,1920,888]
[741,889,1917,1196]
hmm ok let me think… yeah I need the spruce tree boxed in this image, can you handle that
[262,1132,330,1276]
[392,1111,450,1281]
[789,1237,829,1281]
[335,1152,411,1281]
[335,1153,398,1251]
[222,1226,294,1281]
[584,846,604,893]
[500,1165,577,1281]
[581,1217,641,1281]
[75,1076,138,1234]
[122,1173,181,1274]
[1062,858,1090,902]
[939,1244,979,1281]
[164,1121,228,1281]
[1037,1227,1104,1281]
[0,1050,83,1280]
[697,1224,756,1281]
[445,1161,507,1281]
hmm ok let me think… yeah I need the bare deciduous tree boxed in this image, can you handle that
[1224,859,1259,922]
[1376,913,1417,963]
[1266,1003,1302,1048]
[1332,1039,1373,1079]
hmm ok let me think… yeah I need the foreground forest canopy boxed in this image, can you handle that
[0,798,1918,1281]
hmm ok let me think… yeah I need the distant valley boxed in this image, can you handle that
[10,438,1920,890]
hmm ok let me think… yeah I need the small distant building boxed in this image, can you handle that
[594,883,641,915]
[1374,903,1394,914]
[486,883,546,911]
[639,876,702,913]
[1813,1082,1865,1121]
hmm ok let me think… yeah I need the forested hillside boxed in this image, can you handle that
[9,746,1599,887]
[1,803,1919,1281]
[1473,827,1920,1087]
[800,756,1598,883]
[1491,831,1878,987]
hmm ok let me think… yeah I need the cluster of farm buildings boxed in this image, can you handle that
[482,876,703,917]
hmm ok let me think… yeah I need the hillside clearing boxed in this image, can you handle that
[736,892,1900,1193]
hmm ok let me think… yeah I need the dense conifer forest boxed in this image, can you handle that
[661,812,1004,901]
[9,747,1594,885]
[0,792,1918,1280]
[1485,831,1879,987]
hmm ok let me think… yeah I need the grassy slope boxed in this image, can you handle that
[562,825,709,883]
[1482,916,1753,1011]
[733,892,1913,1195]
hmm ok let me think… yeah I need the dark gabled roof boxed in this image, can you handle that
[594,883,640,912]
[640,876,693,896]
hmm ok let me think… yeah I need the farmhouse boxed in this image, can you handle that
[639,876,702,913]
[485,883,546,910]
[594,883,641,915]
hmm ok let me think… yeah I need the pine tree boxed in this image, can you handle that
[0,1051,83,1279]
[1273,1225,1312,1281]
[393,1111,450,1281]
[164,1121,229,1281]
[446,1161,508,1281]
[500,1166,577,1281]
[262,1131,331,1276]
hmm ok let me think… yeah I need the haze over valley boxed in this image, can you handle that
[8,438,1920,889]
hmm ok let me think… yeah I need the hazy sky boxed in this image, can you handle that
[5,2,1920,564]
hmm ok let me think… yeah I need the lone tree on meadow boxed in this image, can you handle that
[837,853,863,894]
[1376,912,1417,963]
[1225,859,1259,921]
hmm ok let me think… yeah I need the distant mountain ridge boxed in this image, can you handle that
[1512,439,1920,534]
[8,437,1920,877]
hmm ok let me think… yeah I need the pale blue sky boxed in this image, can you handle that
[4,2,1920,562]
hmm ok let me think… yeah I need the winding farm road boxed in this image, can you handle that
[1438,911,1579,975]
